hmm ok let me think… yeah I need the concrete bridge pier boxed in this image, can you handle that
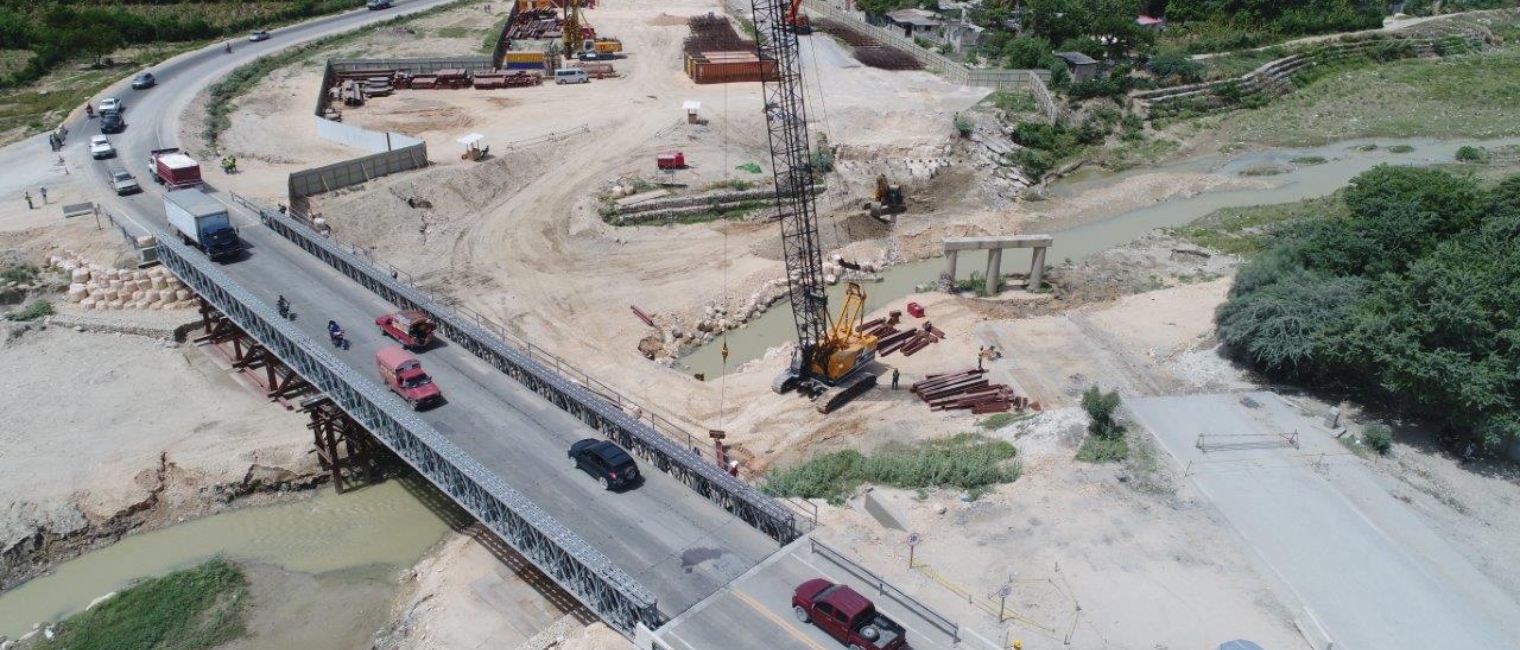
[942,234,1054,295]
[984,248,1003,294]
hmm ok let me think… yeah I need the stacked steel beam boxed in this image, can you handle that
[857,311,945,358]
[812,18,923,70]
[909,369,1031,414]
[683,15,753,57]
[473,71,543,89]
[508,9,561,40]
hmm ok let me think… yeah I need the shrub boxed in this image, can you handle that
[1150,52,1205,84]
[1362,425,1394,456]
[1076,435,1130,462]
[953,113,972,137]
[762,433,1020,504]
[6,299,52,322]
[1455,146,1485,163]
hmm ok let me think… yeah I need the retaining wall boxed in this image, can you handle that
[315,117,424,153]
[289,143,429,198]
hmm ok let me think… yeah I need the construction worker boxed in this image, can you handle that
[891,367,901,390]
[38,186,47,204]
[977,346,985,371]
[24,190,33,210]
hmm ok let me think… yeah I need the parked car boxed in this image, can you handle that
[110,171,142,196]
[98,97,123,115]
[792,579,908,650]
[89,135,116,159]
[131,72,156,89]
[248,30,271,42]
[100,112,126,134]
[568,439,640,490]
[553,68,589,85]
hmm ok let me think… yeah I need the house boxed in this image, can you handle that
[1054,51,1099,82]
[1136,14,1166,30]
[884,8,943,40]
[941,20,986,53]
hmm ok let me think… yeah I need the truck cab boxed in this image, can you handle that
[792,579,907,650]
[376,310,436,350]
[376,346,443,410]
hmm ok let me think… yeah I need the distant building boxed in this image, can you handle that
[1054,51,1099,82]
[885,8,943,40]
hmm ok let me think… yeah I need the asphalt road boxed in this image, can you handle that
[1128,392,1520,650]
[24,0,784,621]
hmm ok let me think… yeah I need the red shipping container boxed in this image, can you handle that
[906,301,926,318]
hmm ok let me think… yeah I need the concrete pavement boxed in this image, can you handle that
[1128,392,1520,650]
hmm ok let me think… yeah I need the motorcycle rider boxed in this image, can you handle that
[276,294,290,318]
[327,320,344,342]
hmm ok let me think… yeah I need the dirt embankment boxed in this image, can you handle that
[0,324,323,592]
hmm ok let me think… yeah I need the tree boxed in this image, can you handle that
[64,28,125,66]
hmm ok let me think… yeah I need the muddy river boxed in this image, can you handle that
[0,481,450,639]
[679,137,1520,378]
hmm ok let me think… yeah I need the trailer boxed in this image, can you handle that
[165,190,240,261]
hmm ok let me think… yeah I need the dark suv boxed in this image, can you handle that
[100,112,126,134]
[568,439,640,490]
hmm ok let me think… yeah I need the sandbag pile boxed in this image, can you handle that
[48,251,196,311]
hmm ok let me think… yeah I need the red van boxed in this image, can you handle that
[376,346,443,410]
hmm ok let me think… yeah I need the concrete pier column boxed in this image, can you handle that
[1029,246,1048,292]
[943,251,958,287]
[985,249,1002,295]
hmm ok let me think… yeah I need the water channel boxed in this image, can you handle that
[678,137,1520,379]
[0,481,450,639]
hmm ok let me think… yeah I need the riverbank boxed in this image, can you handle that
[0,323,323,593]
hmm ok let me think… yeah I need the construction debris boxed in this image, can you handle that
[909,369,1034,414]
[858,314,943,357]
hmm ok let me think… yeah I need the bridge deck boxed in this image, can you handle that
[129,189,777,616]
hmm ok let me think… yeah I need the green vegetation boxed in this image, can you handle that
[977,413,1021,430]
[1214,48,1520,147]
[1159,0,1381,54]
[1171,194,1346,256]
[1456,146,1486,162]
[33,558,248,650]
[1362,424,1394,456]
[0,262,38,284]
[0,1,356,88]
[953,113,972,137]
[1291,155,1328,165]
[1076,385,1129,462]
[1006,108,1126,178]
[762,433,1020,504]
[735,161,764,174]
[1216,166,1520,447]
[5,299,51,321]
[1388,144,1416,153]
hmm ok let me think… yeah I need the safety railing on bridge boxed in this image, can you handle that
[810,538,960,642]
[152,227,662,635]
[232,193,803,545]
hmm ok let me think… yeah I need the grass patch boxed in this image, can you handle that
[0,263,39,284]
[762,433,1020,504]
[1214,47,1520,147]
[1291,155,1328,165]
[1387,144,1415,153]
[977,413,1019,430]
[1169,193,1346,256]
[1239,163,1289,176]
[1076,436,1130,463]
[6,300,52,322]
[435,26,476,39]
[33,558,248,650]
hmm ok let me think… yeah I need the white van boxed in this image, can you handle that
[554,68,589,85]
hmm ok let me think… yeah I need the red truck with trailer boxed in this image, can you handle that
[148,148,203,189]
[792,579,908,650]
[376,310,437,350]
[376,346,443,410]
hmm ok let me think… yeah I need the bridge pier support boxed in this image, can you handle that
[196,297,316,406]
[303,396,380,493]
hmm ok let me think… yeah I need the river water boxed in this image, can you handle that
[677,137,1520,379]
[0,481,450,639]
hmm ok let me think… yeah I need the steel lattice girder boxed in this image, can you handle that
[248,203,800,544]
[153,231,661,635]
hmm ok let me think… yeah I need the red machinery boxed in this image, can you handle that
[656,151,686,170]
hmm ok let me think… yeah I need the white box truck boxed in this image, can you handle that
[165,190,240,262]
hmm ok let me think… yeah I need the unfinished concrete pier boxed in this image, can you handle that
[943,234,1053,294]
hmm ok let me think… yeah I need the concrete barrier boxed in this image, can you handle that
[288,142,428,198]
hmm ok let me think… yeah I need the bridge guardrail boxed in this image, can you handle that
[237,194,802,544]
[153,227,662,634]
[810,538,960,642]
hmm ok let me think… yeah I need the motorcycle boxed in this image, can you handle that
[276,296,295,321]
[328,321,349,350]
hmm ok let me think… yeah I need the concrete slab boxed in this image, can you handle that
[1128,392,1520,650]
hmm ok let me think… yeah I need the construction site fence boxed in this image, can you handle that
[316,116,425,153]
[288,140,429,198]
[236,194,803,545]
[809,538,960,642]
[799,0,1048,90]
[153,223,661,636]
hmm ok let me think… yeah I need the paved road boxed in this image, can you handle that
[1129,392,1520,650]
[10,0,786,621]
[658,537,984,650]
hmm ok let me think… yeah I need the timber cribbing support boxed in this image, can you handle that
[154,227,662,636]
[303,395,383,493]
[235,193,803,545]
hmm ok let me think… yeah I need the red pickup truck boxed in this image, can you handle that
[376,346,443,410]
[792,579,907,650]
[376,309,436,350]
